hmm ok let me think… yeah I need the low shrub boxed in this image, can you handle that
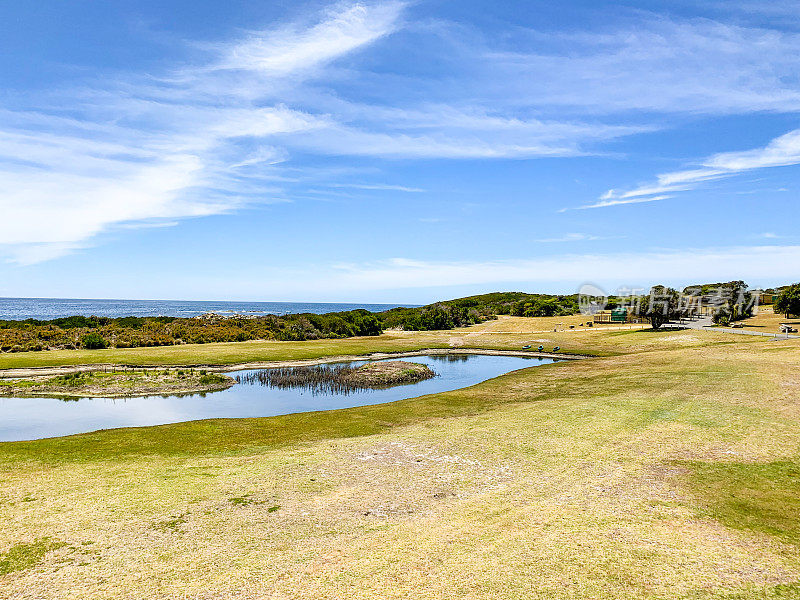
[81,333,109,350]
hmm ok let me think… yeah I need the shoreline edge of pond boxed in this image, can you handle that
[0,347,590,380]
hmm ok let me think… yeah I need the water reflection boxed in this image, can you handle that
[428,354,470,362]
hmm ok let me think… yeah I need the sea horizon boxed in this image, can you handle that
[0,297,416,321]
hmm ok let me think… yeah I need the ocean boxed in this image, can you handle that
[0,298,413,321]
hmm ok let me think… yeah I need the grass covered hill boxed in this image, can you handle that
[380,292,580,330]
[0,293,582,353]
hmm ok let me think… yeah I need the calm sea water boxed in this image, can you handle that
[0,354,555,441]
[0,297,412,321]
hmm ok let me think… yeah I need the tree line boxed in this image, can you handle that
[0,292,581,352]
[0,310,382,353]
[1,285,794,353]
[633,281,757,328]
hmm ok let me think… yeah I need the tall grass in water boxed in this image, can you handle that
[235,362,435,395]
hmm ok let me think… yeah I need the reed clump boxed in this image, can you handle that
[235,361,436,395]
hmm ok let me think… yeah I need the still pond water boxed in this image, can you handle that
[0,354,557,442]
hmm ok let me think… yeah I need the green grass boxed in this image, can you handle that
[228,494,260,506]
[0,336,454,370]
[152,513,188,532]
[681,460,800,544]
[0,538,66,575]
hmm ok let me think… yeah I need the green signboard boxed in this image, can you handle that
[611,308,627,322]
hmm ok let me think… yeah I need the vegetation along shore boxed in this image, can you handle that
[0,292,581,353]
[2,283,795,356]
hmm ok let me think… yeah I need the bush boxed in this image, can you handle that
[714,314,730,326]
[81,332,109,350]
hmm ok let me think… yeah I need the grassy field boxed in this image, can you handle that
[740,306,800,335]
[1,318,799,598]
[0,314,756,371]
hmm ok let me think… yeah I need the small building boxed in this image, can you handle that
[593,308,649,324]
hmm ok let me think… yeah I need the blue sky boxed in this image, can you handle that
[0,0,799,303]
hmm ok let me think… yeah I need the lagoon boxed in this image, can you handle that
[0,354,556,441]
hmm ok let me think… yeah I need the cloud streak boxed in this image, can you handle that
[477,18,800,115]
[212,2,405,76]
[564,195,672,211]
[326,182,425,192]
[533,233,607,242]
[591,128,800,209]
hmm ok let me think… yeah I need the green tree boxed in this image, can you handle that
[775,284,800,318]
[720,281,754,322]
[634,285,681,330]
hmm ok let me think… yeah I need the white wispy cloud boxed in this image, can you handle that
[533,233,606,242]
[563,195,672,212]
[218,3,403,75]
[326,182,425,192]
[477,18,800,115]
[706,128,800,170]
[0,1,656,264]
[0,3,405,264]
[594,127,800,209]
[6,3,800,265]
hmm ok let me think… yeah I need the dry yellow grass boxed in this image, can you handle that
[0,315,755,372]
[0,326,799,598]
[740,305,800,334]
